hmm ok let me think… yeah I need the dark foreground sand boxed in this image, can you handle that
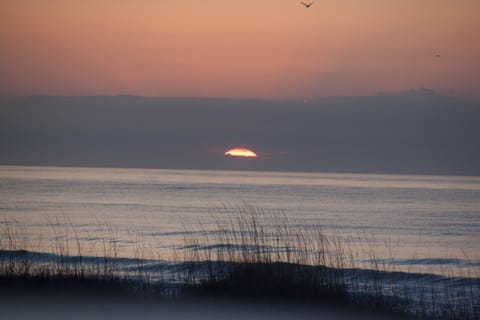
[1,288,409,320]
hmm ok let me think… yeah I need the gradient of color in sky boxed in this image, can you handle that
[1,0,479,99]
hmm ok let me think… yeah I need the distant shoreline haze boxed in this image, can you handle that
[1,90,479,176]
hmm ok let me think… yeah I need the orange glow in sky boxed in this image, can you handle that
[225,148,258,158]
[1,1,479,98]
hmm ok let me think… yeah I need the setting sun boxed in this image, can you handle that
[224,148,258,158]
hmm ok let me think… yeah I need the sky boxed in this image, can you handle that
[1,1,479,175]
[1,0,480,99]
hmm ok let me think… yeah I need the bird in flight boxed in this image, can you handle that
[301,2,314,8]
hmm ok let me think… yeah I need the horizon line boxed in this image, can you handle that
[2,88,479,101]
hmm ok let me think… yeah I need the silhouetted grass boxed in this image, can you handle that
[1,205,479,319]
[181,204,479,319]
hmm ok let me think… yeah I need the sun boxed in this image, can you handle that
[224,148,258,158]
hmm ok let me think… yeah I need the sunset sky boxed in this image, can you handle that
[1,0,479,99]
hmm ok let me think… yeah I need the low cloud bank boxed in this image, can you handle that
[1,90,479,175]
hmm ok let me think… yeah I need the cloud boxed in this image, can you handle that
[1,91,479,175]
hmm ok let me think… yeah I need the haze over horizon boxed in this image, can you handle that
[1,91,479,176]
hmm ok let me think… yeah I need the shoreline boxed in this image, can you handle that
[1,248,479,319]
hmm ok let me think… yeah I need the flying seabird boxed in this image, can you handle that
[301,2,314,8]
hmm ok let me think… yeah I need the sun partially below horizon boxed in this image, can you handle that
[224,148,258,158]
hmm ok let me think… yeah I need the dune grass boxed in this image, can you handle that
[180,205,480,319]
[1,205,479,319]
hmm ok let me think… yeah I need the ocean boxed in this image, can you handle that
[1,165,479,277]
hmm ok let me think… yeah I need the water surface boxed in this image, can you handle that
[1,165,479,275]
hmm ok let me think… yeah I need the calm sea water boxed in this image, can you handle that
[1,165,479,275]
